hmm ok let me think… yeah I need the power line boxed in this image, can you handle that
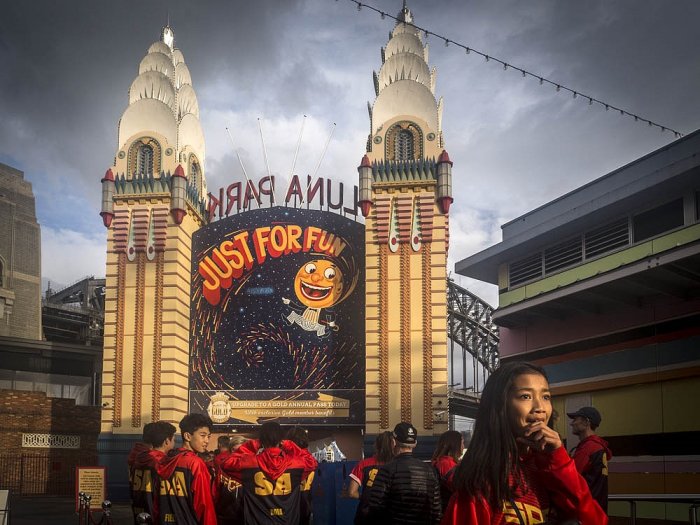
[346,0,684,138]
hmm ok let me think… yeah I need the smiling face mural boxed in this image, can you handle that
[294,260,344,309]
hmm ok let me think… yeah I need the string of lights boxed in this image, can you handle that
[345,0,684,138]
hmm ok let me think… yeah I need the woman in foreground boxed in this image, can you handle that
[441,362,607,525]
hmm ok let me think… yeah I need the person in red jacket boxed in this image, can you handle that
[431,430,464,512]
[214,435,248,525]
[128,423,156,522]
[220,421,318,525]
[568,406,613,513]
[347,431,394,525]
[129,421,176,524]
[156,413,216,525]
[286,426,314,525]
[442,362,608,525]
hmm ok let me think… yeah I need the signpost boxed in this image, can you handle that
[75,466,107,511]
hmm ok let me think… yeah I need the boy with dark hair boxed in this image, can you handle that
[156,413,216,525]
[129,421,176,524]
[220,421,318,525]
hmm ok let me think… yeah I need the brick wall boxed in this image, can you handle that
[0,389,101,495]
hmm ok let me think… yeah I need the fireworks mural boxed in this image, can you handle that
[189,207,365,427]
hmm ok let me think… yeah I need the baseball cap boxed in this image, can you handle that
[393,422,417,445]
[567,406,602,427]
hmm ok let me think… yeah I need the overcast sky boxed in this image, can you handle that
[2,0,699,305]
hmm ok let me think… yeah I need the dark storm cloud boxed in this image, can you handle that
[0,0,303,221]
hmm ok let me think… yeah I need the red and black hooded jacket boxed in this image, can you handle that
[220,438,318,525]
[129,444,165,523]
[213,450,244,525]
[571,434,613,512]
[155,447,216,525]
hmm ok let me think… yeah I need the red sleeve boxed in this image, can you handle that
[220,440,259,482]
[536,446,608,525]
[191,458,217,525]
[302,448,318,475]
[349,459,365,484]
[440,491,492,524]
[572,438,600,474]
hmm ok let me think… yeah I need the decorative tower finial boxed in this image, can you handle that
[162,24,174,50]
[397,1,413,24]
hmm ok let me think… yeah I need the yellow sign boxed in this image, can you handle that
[76,466,106,511]
[226,393,351,424]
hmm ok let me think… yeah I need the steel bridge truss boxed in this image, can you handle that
[446,279,499,418]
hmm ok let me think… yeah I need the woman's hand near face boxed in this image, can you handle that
[517,421,562,452]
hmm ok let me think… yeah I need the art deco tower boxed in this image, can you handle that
[358,3,452,437]
[99,25,207,441]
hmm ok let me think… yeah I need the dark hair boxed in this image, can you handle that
[259,421,284,449]
[286,426,309,449]
[452,362,548,509]
[148,421,176,448]
[179,413,213,436]
[432,430,463,462]
[548,409,560,430]
[374,431,394,464]
[142,422,156,444]
[217,435,231,450]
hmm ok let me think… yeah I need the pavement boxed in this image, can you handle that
[6,496,135,525]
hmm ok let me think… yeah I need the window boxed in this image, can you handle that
[544,237,582,274]
[138,144,154,176]
[509,253,543,287]
[633,199,684,243]
[127,137,161,178]
[395,129,414,161]
[386,122,422,161]
[190,157,200,189]
[584,218,629,258]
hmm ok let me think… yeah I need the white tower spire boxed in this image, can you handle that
[366,3,444,160]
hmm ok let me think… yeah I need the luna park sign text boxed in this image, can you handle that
[208,175,360,222]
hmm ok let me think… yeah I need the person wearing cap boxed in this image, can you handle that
[366,422,442,525]
[568,406,613,513]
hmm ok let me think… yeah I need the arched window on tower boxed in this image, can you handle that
[386,122,422,162]
[189,156,200,191]
[395,129,414,161]
[138,144,154,176]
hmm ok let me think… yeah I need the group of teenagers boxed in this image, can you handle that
[128,415,317,525]
[129,361,612,524]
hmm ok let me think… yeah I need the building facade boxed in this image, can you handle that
[0,162,41,340]
[456,130,700,520]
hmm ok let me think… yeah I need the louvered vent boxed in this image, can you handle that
[544,237,583,274]
[509,253,542,287]
[585,218,629,258]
